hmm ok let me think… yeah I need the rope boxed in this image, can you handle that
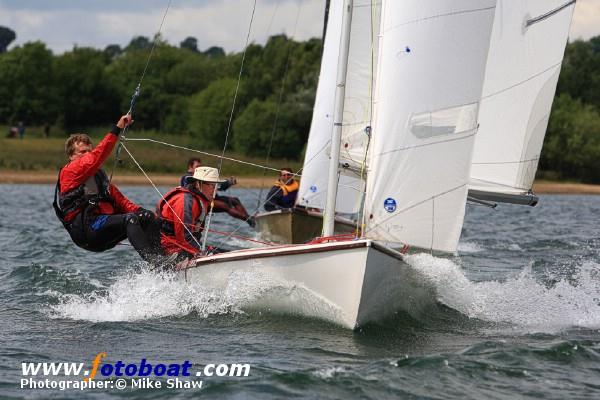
[255,0,305,212]
[120,143,204,251]
[217,0,257,174]
[109,0,173,184]
[123,138,283,174]
[203,0,258,254]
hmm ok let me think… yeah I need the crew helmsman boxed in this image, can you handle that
[264,167,299,211]
[53,114,159,259]
[157,166,225,259]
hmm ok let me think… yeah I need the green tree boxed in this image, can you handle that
[557,37,600,111]
[0,42,58,124]
[232,99,277,156]
[106,41,185,130]
[54,47,120,130]
[0,26,16,53]
[180,37,199,52]
[126,36,151,51]
[542,94,600,181]
[233,90,313,160]
[188,78,244,148]
[203,46,225,58]
[104,44,122,59]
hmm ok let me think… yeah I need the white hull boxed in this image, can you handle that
[180,240,436,329]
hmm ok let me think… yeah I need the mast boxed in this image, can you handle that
[323,0,353,237]
[322,0,331,42]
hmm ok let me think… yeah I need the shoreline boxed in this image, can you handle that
[0,171,272,188]
[1,171,600,194]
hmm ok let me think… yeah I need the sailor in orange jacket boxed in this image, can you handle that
[157,166,226,258]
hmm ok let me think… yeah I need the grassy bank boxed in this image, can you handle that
[3,127,600,194]
[0,128,303,177]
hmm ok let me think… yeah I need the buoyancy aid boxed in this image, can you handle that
[53,169,113,227]
[273,179,299,196]
[157,186,210,255]
[274,179,299,207]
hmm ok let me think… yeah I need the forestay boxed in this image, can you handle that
[297,0,381,214]
[364,0,496,253]
[469,0,575,201]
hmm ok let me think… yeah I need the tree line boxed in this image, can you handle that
[541,36,600,182]
[1,26,600,181]
[0,27,320,160]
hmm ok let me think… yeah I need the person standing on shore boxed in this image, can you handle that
[53,114,160,260]
[17,121,25,139]
[44,123,51,138]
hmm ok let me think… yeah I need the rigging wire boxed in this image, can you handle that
[123,137,284,174]
[202,0,258,254]
[111,0,362,253]
[109,0,173,184]
[122,141,288,253]
[255,0,305,212]
[120,143,204,251]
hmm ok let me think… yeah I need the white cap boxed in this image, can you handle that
[187,166,227,184]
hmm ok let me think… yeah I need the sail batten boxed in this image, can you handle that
[526,0,576,27]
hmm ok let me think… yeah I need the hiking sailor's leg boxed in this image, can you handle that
[124,212,161,262]
[83,214,129,251]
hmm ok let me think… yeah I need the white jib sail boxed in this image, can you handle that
[297,0,381,214]
[364,0,497,253]
[470,0,575,197]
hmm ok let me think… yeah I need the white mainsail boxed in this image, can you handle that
[297,0,381,214]
[469,0,575,203]
[364,0,497,253]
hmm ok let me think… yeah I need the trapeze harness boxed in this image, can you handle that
[157,187,209,256]
[53,169,116,252]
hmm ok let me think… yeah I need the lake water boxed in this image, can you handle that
[1,184,599,399]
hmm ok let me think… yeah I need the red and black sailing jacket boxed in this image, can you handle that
[53,133,140,226]
[157,186,211,256]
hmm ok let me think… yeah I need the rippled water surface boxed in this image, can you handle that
[1,184,599,399]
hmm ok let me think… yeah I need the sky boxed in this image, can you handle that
[1,0,599,54]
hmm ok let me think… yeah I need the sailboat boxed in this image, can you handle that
[178,0,575,329]
[254,0,369,244]
[469,0,576,206]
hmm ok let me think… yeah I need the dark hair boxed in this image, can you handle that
[280,167,293,174]
[187,157,202,168]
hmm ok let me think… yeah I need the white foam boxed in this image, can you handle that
[50,266,345,324]
[508,243,523,251]
[312,366,346,379]
[457,242,484,253]
[404,254,600,332]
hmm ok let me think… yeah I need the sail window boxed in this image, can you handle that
[409,103,478,139]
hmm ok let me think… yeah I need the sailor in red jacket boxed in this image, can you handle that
[157,166,225,259]
[53,114,159,259]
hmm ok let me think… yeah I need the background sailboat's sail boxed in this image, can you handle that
[297,0,381,214]
[364,0,497,253]
[469,0,576,204]
[297,0,342,211]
